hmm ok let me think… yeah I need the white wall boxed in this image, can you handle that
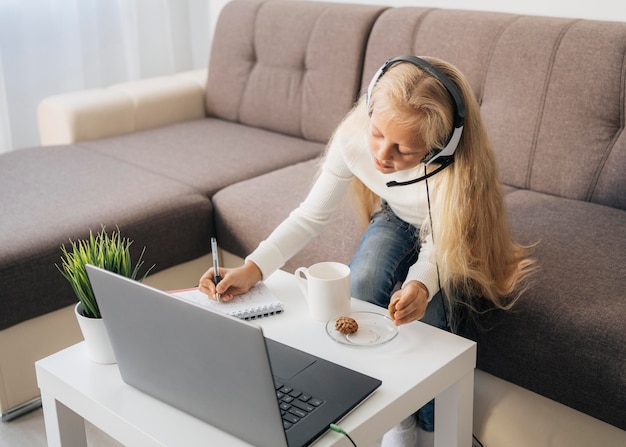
[203,0,625,77]
[209,0,626,26]
[331,0,625,22]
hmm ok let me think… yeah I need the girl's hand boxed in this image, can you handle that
[198,260,263,302]
[388,281,429,326]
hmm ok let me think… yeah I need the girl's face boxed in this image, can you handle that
[368,107,429,174]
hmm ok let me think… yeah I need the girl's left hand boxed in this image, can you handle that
[388,281,429,326]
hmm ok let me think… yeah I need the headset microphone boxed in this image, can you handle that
[366,55,466,187]
[386,157,454,187]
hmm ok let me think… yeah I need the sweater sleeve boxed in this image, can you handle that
[403,232,440,302]
[246,139,354,279]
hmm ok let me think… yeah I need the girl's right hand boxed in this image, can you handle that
[388,280,429,326]
[198,260,263,302]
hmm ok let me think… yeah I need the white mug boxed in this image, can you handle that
[295,262,352,321]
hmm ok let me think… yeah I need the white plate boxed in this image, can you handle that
[326,311,398,347]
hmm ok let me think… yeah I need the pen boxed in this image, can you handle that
[211,237,222,302]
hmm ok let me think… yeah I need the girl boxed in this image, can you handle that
[200,56,535,445]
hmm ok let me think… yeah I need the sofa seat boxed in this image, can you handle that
[461,190,626,429]
[0,145,213,331]
[79,118,326,196]
[213,158,365,273]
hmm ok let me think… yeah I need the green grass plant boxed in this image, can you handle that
[57,226,155,318]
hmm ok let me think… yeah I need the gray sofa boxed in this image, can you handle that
[1,0,624,445]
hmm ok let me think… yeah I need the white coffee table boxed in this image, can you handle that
[36,269,476,447]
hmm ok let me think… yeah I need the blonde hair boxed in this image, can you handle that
[354,57,536,310]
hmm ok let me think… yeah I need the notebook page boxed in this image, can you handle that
[170,282,283,320]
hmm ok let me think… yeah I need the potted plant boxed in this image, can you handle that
[57,226,154,363]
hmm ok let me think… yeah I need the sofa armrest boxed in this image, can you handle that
[38,69,207,145]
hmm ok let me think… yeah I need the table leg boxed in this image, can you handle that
[434,369,474,447]
[41,391,88,447]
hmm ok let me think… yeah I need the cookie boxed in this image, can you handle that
[335,316,358,334]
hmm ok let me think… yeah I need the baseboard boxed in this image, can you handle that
[0,305,82,414]
[473,370,626,447]
[1,397,41,422]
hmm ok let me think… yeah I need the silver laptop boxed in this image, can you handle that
[86,265,381,447]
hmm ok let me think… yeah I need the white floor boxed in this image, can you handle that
[0,406,122,447]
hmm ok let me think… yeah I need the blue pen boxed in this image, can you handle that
[211,237,222,302]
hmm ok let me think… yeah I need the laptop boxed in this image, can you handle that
[86,265,381,447]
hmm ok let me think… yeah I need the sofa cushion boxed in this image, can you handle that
[79,118,325,196]
[361,7,626,211]
[362,7,517,101]
[206,0,387,143]
[483,18,626,210]
[0,145,213,330]
[213,158,363,273]
[458,190,626,430]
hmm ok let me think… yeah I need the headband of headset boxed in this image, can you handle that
[366,55,466,168]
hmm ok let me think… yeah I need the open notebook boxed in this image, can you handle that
[171,282,283,320]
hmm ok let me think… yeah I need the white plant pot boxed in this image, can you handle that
[74,303,116,364]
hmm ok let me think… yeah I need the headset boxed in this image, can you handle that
[366,55,466,187]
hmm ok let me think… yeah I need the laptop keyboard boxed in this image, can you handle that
[275,381,325,430]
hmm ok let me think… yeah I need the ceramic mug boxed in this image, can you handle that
[295,262,351,321]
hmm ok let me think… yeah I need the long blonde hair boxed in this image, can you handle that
[356,57,536,309]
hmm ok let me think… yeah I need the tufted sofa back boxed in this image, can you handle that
[205,0,386,143]
[362,8,626,210]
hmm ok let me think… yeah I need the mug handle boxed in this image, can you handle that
[294,267,309,302]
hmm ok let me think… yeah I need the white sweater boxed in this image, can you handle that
[246,104,440,299]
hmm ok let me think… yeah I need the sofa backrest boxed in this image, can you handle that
[362,8,626,210]
[206,0,386,144]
